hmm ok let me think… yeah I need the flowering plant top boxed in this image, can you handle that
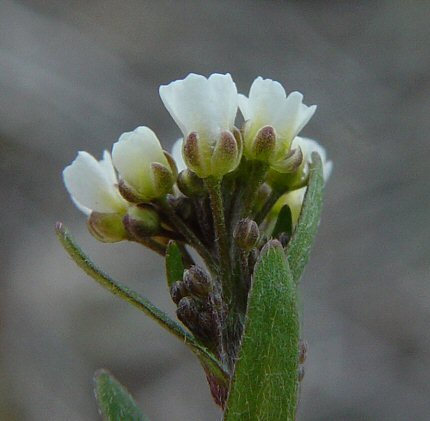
[58,73,331,420]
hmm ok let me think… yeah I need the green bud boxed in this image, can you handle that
[87,212,128,243]
[151,162,175,197]
[234,218,260,250]
[176,169,206,197]
[123,204,160,238]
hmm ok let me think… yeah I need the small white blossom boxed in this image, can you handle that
[112,126,175,201]
[239,77,316,166]
[276,136,332,225]
[292,136,333,181]
[159,73,241,178]
[63,151,127,215]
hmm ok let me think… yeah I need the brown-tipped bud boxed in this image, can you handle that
[234,218,260,251]
[211,130,241,177]
[270,146,304,174]
[176,296,199,329]
[123,204,160,238]
[87,212,128,243]
[151,162,175,196]
[299,340,308,364]
[176,169,206,197]
[170,280,187,304]
[251,125,276,162]
[183,265,211,297]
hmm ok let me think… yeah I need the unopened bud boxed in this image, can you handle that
[177,169,205,197]
[170,280,187,304]
[183,265,211,297]
[211,130,242,177]
[87,212,128,243]
[123,204,160,238]
[176,296,199,329]
[234,218,260,250]
[151,162,175,196]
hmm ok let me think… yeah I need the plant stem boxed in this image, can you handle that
[241,161,268,218]
[156,196,217,274]
[205,177,232,300]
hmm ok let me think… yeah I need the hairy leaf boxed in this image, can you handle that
[94,369,148,421]
[224,240,299,421]
[286,152,324,283]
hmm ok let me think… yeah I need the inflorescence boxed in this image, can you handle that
[63,73,331,406]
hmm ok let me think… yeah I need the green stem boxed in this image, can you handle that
[156,196,217,274]
[205,177,232,299]
[241,161,268,218]
[255,189,283,224]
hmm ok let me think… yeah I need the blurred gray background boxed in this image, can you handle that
[1,0,429,420]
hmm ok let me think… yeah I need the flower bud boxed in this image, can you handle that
[112,126,175,202]
[176,169,206,197]
[234,218,260,251]
[176,296,199,329]
[183,265,211,297]
[123,204,160,238]
[87,212,128,243]
[170,280,187,304]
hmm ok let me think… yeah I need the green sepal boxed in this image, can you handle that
[55,223,229,386]
[286,152,324,284]
[94,369,148,421]
[272,204,293,238]
[224,240,299,421]
[165,240,185,288]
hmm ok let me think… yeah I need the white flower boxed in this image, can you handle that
[159,73,241,178]
[63,151,127,216]
[112,126,175,201]
[275,136,332,226]
[239,77,316,165]
[292,136,333,182]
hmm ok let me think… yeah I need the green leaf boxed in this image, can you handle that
[55,223,229,385]
[272,204,293,238]
[224,240,299,421]
[286,152,324,284]
[94,369,148,421]
[165,240,184,288]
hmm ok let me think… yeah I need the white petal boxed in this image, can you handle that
[159,73,238,141]
[171,138,186,172]
[292,136,332,183]
[112,126,168,194]
[63,151,125,215]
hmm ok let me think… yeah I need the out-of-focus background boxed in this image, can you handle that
[1,1,429,420]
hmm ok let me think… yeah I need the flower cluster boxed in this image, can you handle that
[63,73,331,406]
